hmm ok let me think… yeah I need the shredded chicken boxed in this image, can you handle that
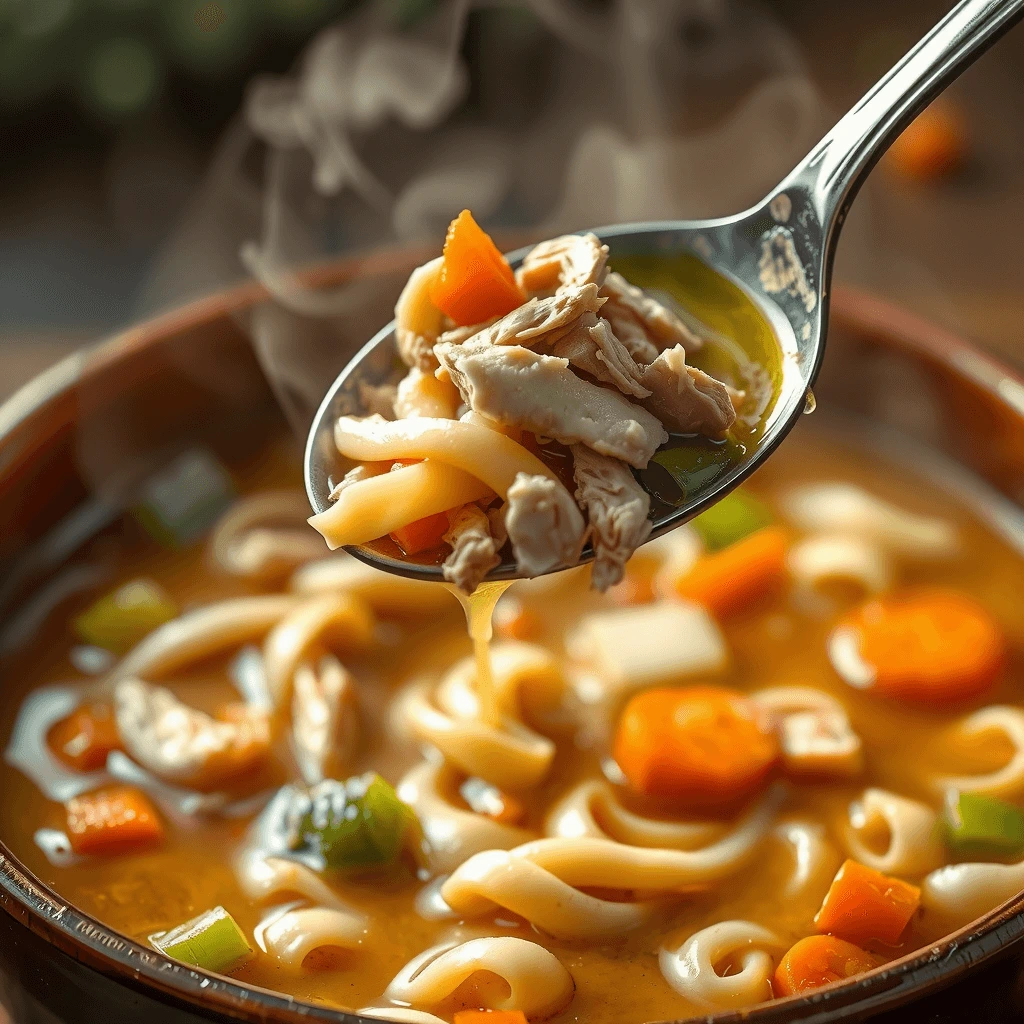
[442,504,501,593]
[394,367,460,419]
[601,271,703,357]
[505,473,587,576]
[516,233,609,294]
[571,445,652,592]
[291,654,359,786]
[639,345,737,437]
[549,312,650,399]
[359,382,398,419]
[436,340,668,468]
[114,678,270,792]
[437,284,605,357]
[396,329,439,372]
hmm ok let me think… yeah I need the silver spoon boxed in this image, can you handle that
[306,0,1023,582]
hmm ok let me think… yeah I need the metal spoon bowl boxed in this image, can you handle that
[306,0,1024,583]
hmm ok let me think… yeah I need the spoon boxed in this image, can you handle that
[306,0,1024,582]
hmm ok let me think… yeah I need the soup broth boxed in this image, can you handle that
[2,423,1022,1023]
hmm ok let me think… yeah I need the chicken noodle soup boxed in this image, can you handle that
[310,212,784,593]
[2,423,1024,1022]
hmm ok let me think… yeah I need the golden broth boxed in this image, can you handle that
[1,423,1022,1024]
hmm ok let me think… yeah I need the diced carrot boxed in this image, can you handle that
[886,99,966,182]
[390,511,451,556]
[453,1012,528,1024]
[672,525,788,618]
[65,786,165,857]
[814,859,920,947]
[47,703,122,772]
[429,210,525,327]
[834,589,1006,704]
[773,935,880,996]
[613,686,779,808]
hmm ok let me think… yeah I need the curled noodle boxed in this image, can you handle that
[935,706,1024,800]
[398,759,534,874]
[773,818,840,899]
[382,937,574,1020]
[845,788,943,876]
[441,785,784,940]
[659,920,782,1009]
[108,596,300,684]
[210,490,327,581]
[923,860,1024,927]
[263,593,375,708]
[256,902,368,965]
[545,779,723,850]
[395,642,566,791]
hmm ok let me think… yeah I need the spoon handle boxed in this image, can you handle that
[787,0,1024,235]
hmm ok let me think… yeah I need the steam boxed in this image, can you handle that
[136,0,869,436]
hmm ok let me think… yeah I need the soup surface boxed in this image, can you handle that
[2,423,1023,1024]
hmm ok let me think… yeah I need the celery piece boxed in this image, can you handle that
[150,906,252,974]
[691,489,773,551]
[944,791,1024,858]
[290,773,415,872]
[133,448,235,549]
[73,579,177,653]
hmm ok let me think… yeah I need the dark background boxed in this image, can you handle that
[2,0,1023,399]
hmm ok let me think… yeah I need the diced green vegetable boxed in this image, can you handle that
[133,448,235,548]
[645,440,743,510]
[289,773,416,872]
[74,579,178,653]
[150,906,252,974]
[691,488,773,551]
[943,791,1024,858]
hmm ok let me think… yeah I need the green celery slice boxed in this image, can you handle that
[133,448,235,548]
[944,791,1024,857]
[74,579,178,653]
[293,773,416,871]
[150,906,252,974]
[691,488,773,551]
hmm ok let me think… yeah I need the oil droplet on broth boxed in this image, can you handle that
[445,579,514,727]
[611,252,785,510]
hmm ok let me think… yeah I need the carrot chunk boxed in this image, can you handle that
[390,511,451,556]
[671,525,788,618]
[453,1012,528,1024]
[613,686,779,807]
[430,210,525,327]
[887,98,966,182]
[47,703,122,772]
[814,859,920,947]
[773,935,879,996]
[832,589,1006,704]
[65,786,165,856]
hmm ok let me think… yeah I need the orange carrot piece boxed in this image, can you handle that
[814,859,920,947]
[390,511,451,556]
[773,935,880,996]
[836,589,1006,704]
[613,686,779,808]
[65,786,165,857]
[430,210,525,327]
[453,1012,528,1024]
[887,99,966,182]
[672,525,788,618]
[47,703,122,772]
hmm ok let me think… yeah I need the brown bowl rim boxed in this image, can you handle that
[2,277,1024,1024]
